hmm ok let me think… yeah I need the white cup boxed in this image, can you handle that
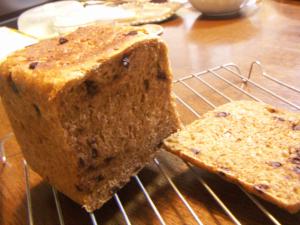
[188,0,252,16]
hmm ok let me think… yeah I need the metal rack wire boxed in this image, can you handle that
[1,61,299,225]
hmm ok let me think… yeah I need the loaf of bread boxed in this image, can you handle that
[164,100,300,213]
[0,24,180,211]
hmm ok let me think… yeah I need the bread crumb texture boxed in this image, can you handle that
[164,100,300,213]
[0,24,180,212]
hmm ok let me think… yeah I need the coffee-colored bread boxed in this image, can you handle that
[164,100,300,213]
[0,24,180,211]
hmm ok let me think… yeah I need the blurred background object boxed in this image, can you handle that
[0,27,37,60]
[188,0,258,16]
[0,0,50,17]
[18,1,84,38]
[0,0,57,27]
[0,0,184,30]
[16,0,182,39]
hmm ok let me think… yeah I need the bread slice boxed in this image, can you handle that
[0,24,180,211]
[164,100,300,213]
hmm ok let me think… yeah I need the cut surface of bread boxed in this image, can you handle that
[0,24,180,211]
[164,100,300,213]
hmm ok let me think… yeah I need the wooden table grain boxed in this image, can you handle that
[1,0,300,224]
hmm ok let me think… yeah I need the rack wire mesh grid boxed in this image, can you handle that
[1,61,300,225]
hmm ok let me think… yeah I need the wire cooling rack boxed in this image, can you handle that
[1,61,300,225]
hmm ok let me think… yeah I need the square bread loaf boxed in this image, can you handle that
[0,25,180,211]
[164,100,300,213]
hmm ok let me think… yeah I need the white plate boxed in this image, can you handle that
[120,2,182,25]
[18,1,84,39]
[18,1,182,39]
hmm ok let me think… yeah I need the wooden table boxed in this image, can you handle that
[1,0,300,224]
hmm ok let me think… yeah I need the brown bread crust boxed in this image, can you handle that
[0,24,180,211]
[164,101,300,213]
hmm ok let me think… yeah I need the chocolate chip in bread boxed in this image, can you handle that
[164,100,300,213]
[0,24,181,212]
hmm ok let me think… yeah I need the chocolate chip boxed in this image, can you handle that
[75,185,83,192]
[290,157,300,165]
[91,148,98,158]
[273,116,285,122]
[218,171,226,177]
[220,166,230,171]
[157,142,163,148]
[7,73,19,94]
[104,156,116,164]
[58,37,68,45]
[33,104,41,116]
[85,80,99,96]
[144,79,149,91]
[292,124,300,131]
[78,158,85,168]
[104,156,114,164]
[122,55,130,68]
[254,184,269,194]
[29,62,38,70]
[293,166,300,174]
[76,127,84,134]
[295,148,300,157]
[190,148,201,155]
[267,161,282,168]
[95,175,104,182]
[150,0,168,2]
[157,69,167,80]
[266,107,278,113]
[113,74,120,80]
[86,165,97,172]
[126,30,138,36]
[216,112,230,117]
